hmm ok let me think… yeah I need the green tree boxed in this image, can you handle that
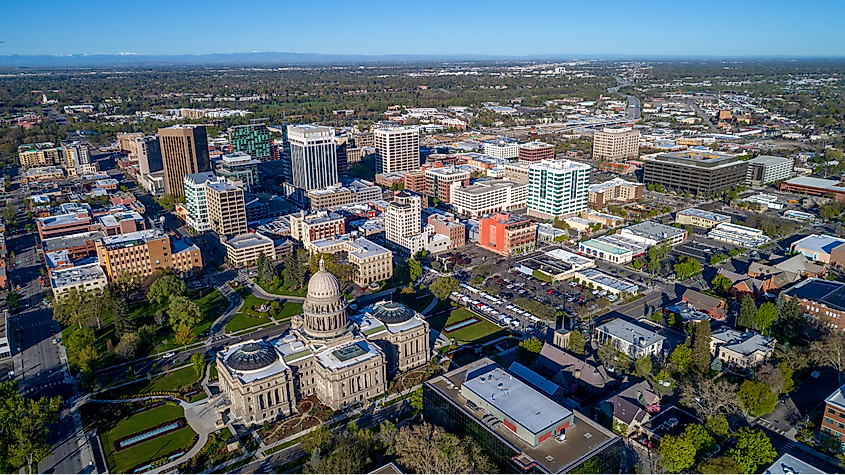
[738,295,757,329]
[256,252,278,283]
[658,434,696,473]
[737,380,778,418]
[727,427,777,474]
[698,456,741,474]
[669,344,692,375]
[168,296,202,329]
[705,414,730,437]
[6,290,20,310]
[689,320,712,375]
[112,298,135,338]
[300,425,331,456]
[634,355,652,378]
[682,424,716,458]
[711,274,733,294]
[408,258,423,282]
[409,388,423,411]
[174,324,195,346]
[755,302,778,333]
[566,331,586,355]
[517,337,543,360]
[146,274,186,305]
[0,381,61,473]
[429,276,460,300]
[157,193,176,211]
[191,352,205,376]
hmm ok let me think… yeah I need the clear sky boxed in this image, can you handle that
[3,0,843,57]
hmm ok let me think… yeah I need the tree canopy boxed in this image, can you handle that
[429,276,460,300]
[727,427,777,474]
[0,381,61,473]
[146,274,186,305]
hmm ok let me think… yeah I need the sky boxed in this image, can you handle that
[2,0,844,58]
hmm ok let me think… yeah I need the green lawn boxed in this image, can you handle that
[256,280,307,297]
[428,307,510,345]
[100,403,198,474]
[399,292,434,313]
[224,288,303,333]
[101,366,203,398]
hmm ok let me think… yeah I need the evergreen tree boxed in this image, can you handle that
[738,295,757,329]
[690,320,712,375]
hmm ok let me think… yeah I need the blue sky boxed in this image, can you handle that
[2,0,843,57]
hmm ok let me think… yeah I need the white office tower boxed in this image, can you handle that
[184,172,219,232]
[374,126,420,173]
[386,191,422,244]
[287,125,339,191]
[527,160,591,219]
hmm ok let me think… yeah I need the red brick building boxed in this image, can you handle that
[518,141,555,163]
[822,384,845,444]
[478,213,537,256]
[427,214,466,249]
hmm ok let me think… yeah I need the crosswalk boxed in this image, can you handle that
[758,418,788,435]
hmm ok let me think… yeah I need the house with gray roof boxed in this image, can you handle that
[710,328,775,370]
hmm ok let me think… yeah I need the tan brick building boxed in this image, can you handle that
[95,229,202,280]
[206,181,247,237]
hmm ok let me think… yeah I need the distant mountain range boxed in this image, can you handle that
[0,52,826,68]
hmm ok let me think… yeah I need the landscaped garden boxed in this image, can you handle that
[98,365,205,401]
[224,288,303,333]
[256,279,307,297]
[178,427,239,472]
[95,402,198,474]
[256,395,335,446]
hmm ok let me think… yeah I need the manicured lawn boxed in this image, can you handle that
[101,366,203,398]
[428,307,510,345]
[100,403,197,474]
[224,288,302,333]
[256,280,307,297]
[401,293,435,313]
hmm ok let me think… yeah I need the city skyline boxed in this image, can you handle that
[2,0,844,58]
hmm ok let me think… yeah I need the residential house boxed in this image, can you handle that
[595,319,665,359]
[534,342,616,398]
[599,381,661,436]
[681,289,727,319]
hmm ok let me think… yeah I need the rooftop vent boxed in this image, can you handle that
[584,432,593,439]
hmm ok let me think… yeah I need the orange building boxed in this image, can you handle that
[518,141,555,163]
[403,169,427,194]
[478,213,537,256]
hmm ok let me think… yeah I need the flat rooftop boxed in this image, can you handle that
[224,233,273,250]
[42,231,105,252]
[579,268,639,294]
[784,278,845,312]
[580,238,631,256]
[454,180,525,195]
[622,221,686,241]
[597,318,664,348]
[100,229,166,249]
[783,176,845,192]
[588,177,642,194]
[791,234,845,255]
[50,263,106,289]
[647,151,744,169]
[427,359,618,474]
[677,208,731,223]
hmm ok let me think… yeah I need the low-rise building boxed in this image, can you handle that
[822,384,845,445]
[588,178,644,208]
[710,328,775,370]
[289,210,346,247]
[96,230,202,280]
[518,141,555,163]
[790,234,845,265]
[450,180,528,218]
[599,381,660,436]
[307,233,393,287]
[578,238,634,264]
[574,268,639,296]
[50,263,109,297]
[780,176,845,202]
[595,319,664,358]
[514,248,595,282]
[24,166,65,182]
[707,222,769,248]
[783,278,845,331]
[535,342,616,396]
[681,289,727,319]
[581,210,625,227]
[221,233,277,268]
[478,213,537,256]
[423,358,622,474]
[307,180,382,209]
[427,214,465,249]
[618,221,687,247]
[535,223,568,243]
[675,208,731,229]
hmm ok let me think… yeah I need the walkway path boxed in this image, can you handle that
[210,280,244,337]
[249,283,305,303]
[421,296,439,315]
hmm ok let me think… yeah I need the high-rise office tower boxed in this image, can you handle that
[61,140,96,176]
[184,172,218,232]
[592,126,640,161]
[385,191,422,245]
[229,124,271,161]
[134,135,163,176]
[336,133,349,176]
[527,159,591,219]
[207,181,248,237]
[159,125,211,197]
[280,118,292,181]
[374,126,420,173]
[287,124,338,192]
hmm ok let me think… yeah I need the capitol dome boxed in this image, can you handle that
[226,342,279,372]
[307,259,342,299]
[372,302,416,325]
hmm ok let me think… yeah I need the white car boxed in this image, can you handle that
[163,352,176,358]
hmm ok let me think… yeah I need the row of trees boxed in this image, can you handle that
[659,425,776,474]
[0,381,61,474]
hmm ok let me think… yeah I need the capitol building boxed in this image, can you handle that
[217,259,431,424]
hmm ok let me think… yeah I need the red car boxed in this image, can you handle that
[546,289,554,294]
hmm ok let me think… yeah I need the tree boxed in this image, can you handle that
[811,331,845,384]
[191,352,205,376]
[409,388,423,411]
[597,342,620,369]
[737,380,778,418]
[634,355,652,378]
[0,381,61,474]
[682,424,716,458]
[727,427,777,474]
[738,295,757,329]
[392,422,495,474]
[674,256,702,280]
[711,274,733,294]
[283,249,310,289]
[174,324,196,346]
[429,276,460,300]
[115,332,140,359]
[112,298,135,338]
[157,193,176,211]
[657,434,696,473]
[566,331,586,355]
[256,252,277,283]
[755,302,778,333]
[300,425,331,456]
[669,344,692,374]
[168,296,201,329]
[689,320,712,375]
[698,456,741,474]
[408,258,422,282]
[65,327,98,372]
[517,337,543,360]
[705,414,730,437]
[147,274,186,305]
[756,364,786,394]
[52,288,87,328]
[680,377,739,419]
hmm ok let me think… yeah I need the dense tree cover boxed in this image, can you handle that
[517,337,543,360]
[737,380,778,418]
[566,331,586,355]
[308,253,357,285]
[0,382,61,473]
[727,428,777,474]
[429,276,460,301]
[146,274,186,305]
